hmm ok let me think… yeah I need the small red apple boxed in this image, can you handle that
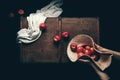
[77,46,83,53]
[90,47,95,53]
[62,31,69,38]
[39,23,46,30]
[84,49,91,56]
[18,9,25,15]
[77,52,84,58]
[53,35,61,42]
[9,12,15,18]
[70,42,77,52]
[85,45,91,50]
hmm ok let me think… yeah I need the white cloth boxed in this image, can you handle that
[17,0,63,43]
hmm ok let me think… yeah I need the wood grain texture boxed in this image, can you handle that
[19,17,99,63]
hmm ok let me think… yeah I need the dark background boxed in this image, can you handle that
[1,0,120,80]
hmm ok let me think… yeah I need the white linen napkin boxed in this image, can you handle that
[17,0,63,43]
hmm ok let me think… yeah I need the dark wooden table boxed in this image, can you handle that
[19,17,99,63]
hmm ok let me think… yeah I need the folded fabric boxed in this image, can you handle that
[67,34,120,80]
[17,0,63,43]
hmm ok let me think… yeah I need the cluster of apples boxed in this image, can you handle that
[39,23,98,61]
[70,42,99,61]
[39,23,69,42]
[53,32,69,42]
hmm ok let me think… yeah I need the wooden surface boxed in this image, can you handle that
[20,17,99,63]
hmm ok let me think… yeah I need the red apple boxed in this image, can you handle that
[62,31,69,38]
[90,47,95,53]
[84,49,91,56]
[70,42,77,52]
[85,45,91,50]
[18,9,25,15]
[39,23,46,30]
[53,35,61,42]
[9,12,15,18]
[77,46,83,53]
[77,52,84,58]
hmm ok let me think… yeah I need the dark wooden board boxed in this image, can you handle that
[19,17,99,63]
